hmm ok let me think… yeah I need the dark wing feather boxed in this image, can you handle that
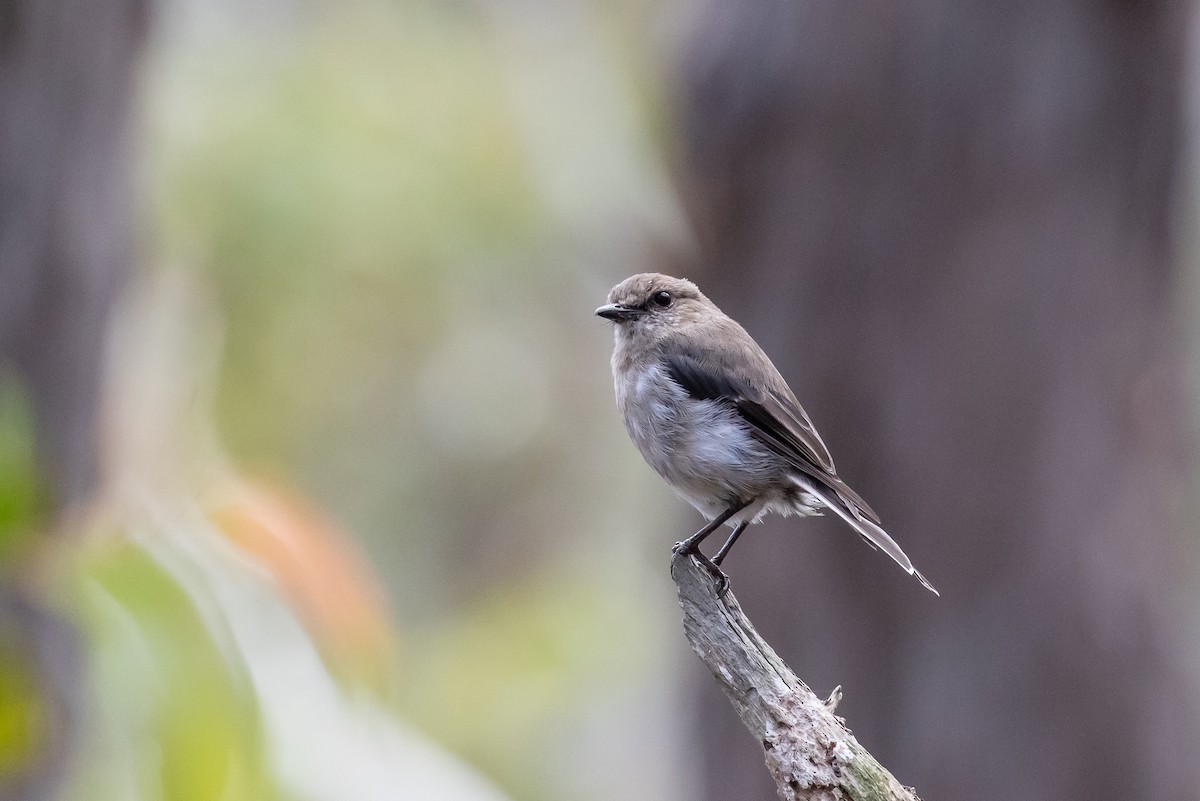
[664,351,881,524]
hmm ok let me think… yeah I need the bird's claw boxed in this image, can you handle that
[713,571,731,599]
[692,552,731,599]
[672,540,731,598]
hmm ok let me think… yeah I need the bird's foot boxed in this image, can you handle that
[672,534,731,598]
[688,549,731,599]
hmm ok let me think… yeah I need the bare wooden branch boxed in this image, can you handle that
[671,552,922,801]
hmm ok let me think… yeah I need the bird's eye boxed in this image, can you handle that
[651,291,672,308]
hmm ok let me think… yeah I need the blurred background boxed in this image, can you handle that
[3,1,1200,800]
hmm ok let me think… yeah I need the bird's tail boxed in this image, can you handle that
[797,477,939,596]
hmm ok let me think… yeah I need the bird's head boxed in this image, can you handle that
[595,273,713,343]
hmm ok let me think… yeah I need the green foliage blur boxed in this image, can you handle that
[0,382,39,563]
[2,1,695,800]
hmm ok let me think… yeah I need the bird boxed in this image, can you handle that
[596,272,937,597]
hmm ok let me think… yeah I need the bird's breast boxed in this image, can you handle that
[615,362,781,512]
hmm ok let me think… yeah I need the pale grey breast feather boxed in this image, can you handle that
[616,361,791,517]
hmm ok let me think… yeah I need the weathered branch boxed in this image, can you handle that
[671,552,921,801]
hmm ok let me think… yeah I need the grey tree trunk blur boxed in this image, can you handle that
[676,3,1200,801]
[0,1,145,799]
[1,0,145,508]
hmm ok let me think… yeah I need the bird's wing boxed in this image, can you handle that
[663,350,881,524]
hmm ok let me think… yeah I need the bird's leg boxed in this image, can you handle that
[671,502,747,555]
[711,521,749,567]
[673,501,750,598]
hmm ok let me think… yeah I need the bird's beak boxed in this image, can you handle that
[595,303,642,321]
